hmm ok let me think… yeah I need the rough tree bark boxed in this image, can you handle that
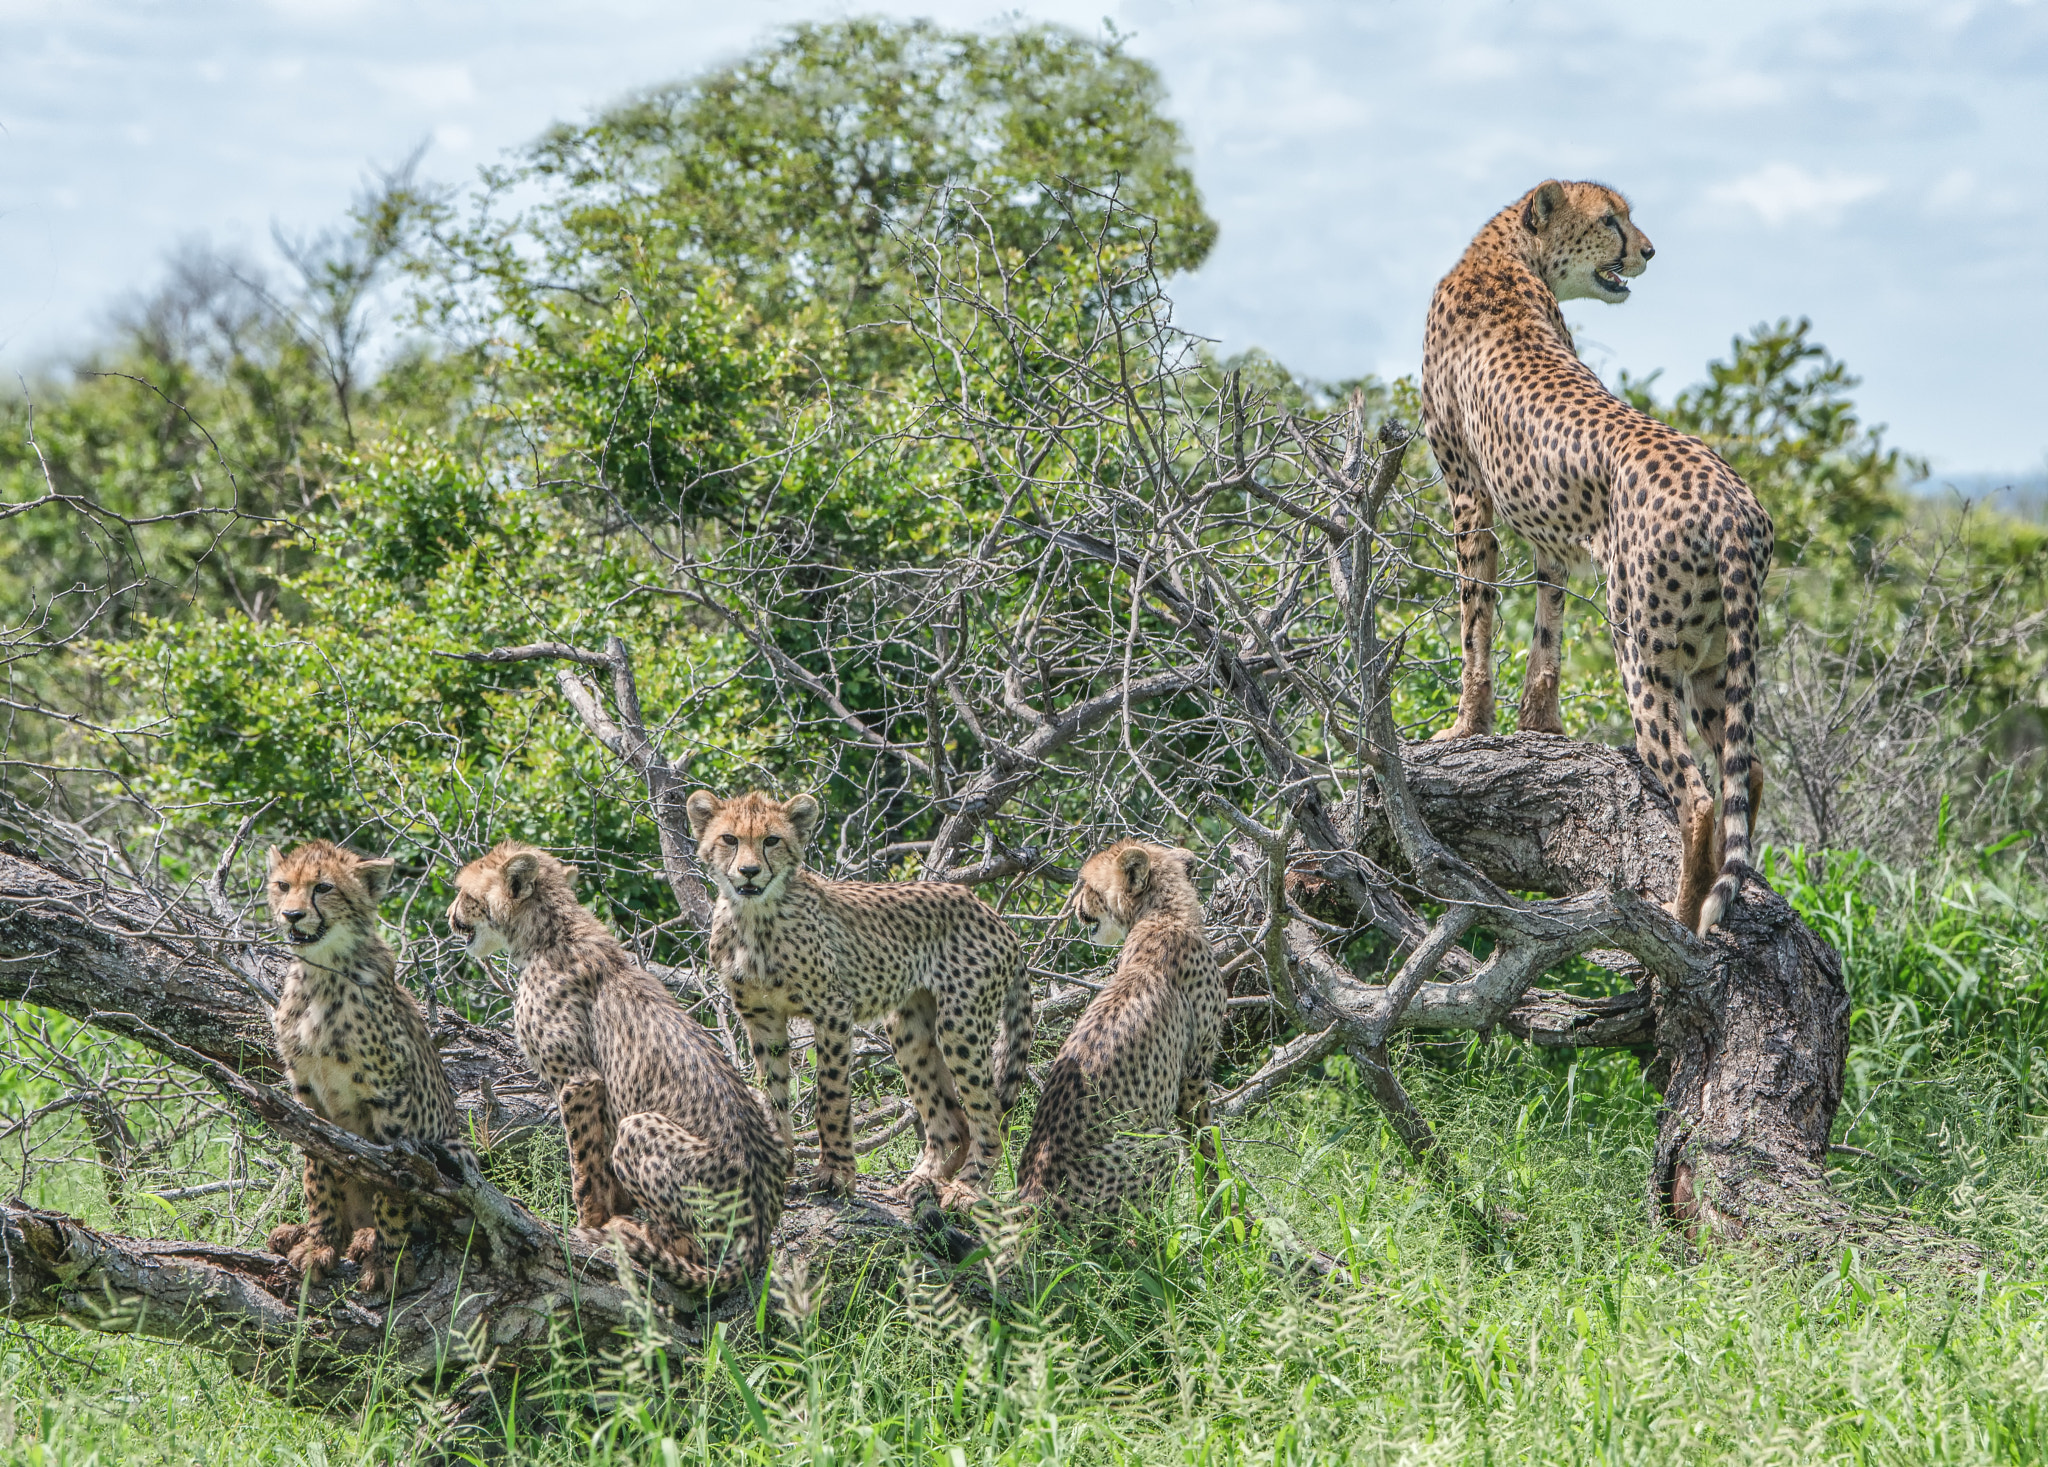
[1212,733,1849,1241]
[0,844,978,1413]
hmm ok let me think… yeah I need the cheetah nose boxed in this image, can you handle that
[1640,242,1655,261]
[281,908,308,922]
[736,864,762,879]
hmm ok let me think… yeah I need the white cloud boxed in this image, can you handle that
[366,62,476,109]
[1706,162,1885,226]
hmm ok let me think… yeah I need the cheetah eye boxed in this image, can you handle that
[764,835,781,848]
[720,833,739,847]
[313,882,334,895]
[274,881,288,892]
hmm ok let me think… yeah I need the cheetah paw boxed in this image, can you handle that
[804,1166,857,1199]
[935,1178,986,1213]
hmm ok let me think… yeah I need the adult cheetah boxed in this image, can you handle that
[263,840,470,1294]
[686,790,1030,1209]
[1015,842,1225,1223]
[1423,179,1774,934]
[448,843,786,1294]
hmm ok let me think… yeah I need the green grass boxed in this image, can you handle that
[5,843,2048,1464]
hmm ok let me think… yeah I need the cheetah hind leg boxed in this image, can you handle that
[608,1111,759,1292]
[889,994,970,1198]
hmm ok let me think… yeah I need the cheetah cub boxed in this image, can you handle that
[448,843,785,1293]
[263,840,469,1294]
[687,790,1030,1208]
[1015,842,1226,1222]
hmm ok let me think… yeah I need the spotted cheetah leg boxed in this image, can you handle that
[1516,548,1570,735]
[889,994,970,1194]
[558,1073,626,1229]
[808,1011,859,1196]
[349,1187,418,1294]
[739,1010,795,1162]
[1433,446,1499,740]
[268,1156,347,1283]
[609,1112,753,1287]
[934,997,1005,1211]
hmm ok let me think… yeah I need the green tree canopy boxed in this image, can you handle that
[452,18,1214,371]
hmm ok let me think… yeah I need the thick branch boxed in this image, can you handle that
[443,637,713,928]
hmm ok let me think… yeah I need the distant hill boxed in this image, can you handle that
[1909,470,2048,522]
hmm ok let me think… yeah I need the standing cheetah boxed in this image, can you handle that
[1015,842,1226,1221]
[686,790,1030,1209]
[1423,179,1774,934]
[448,843,786,1294]
[263,840,470,1294]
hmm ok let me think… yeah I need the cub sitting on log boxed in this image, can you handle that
[687,789,1029,1208]
[1015,841,1226,1222]
[264,840,469,1293]
[447,842,785,1294]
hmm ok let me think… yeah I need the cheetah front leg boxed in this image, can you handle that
[558,1073,628,1229]
[350,1187,419,1295]
[268,1155,348,1283]
[808,1012,859,1197]
[1516,548,1570,735]
[1434,450,1500,741]
[742,1009,795,1159]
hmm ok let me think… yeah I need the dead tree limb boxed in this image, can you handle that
[443,637,714,929]
[0,844,997,1409]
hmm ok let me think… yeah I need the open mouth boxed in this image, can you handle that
[734,884,765,898]
[286,927,323,946]
[1595,263,1630,296]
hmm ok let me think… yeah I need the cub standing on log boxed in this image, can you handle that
[1015,842,1226,1222]
[1422,179,1774,935]
[264,840,470,1294]
[447,843,785,1294]
[686,790,1030,1209]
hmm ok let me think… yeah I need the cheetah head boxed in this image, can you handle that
[266,840,394,962]
[1521,179,1653,304]
[447,842,574,960]
[685,789,819,908]
[1071,840,1198,947]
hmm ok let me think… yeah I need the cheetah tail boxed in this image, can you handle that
[994,958,1035,1114]
[1699,545,1767,937]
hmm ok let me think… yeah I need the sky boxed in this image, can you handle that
[3,0,2044,479]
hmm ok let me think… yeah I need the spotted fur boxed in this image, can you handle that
[1015,843,1225,1222]
[263,840,468,1294]
[686,790,1030,1210]
[448,843,785,1295]
[1423,179,1773,933]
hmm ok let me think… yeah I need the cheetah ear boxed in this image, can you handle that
[502,851,540,901]
[356,857,396,902]
[1524,179,1566,234]
[785,794,823,848]
[1118,845,1152,896]
[685,790,722,840]
[265,845,286,877]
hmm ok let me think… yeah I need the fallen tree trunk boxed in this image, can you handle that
[1215,733,1849,1242]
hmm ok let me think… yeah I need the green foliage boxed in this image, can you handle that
[1620,317,1923,569]
[462,17,1213,376]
